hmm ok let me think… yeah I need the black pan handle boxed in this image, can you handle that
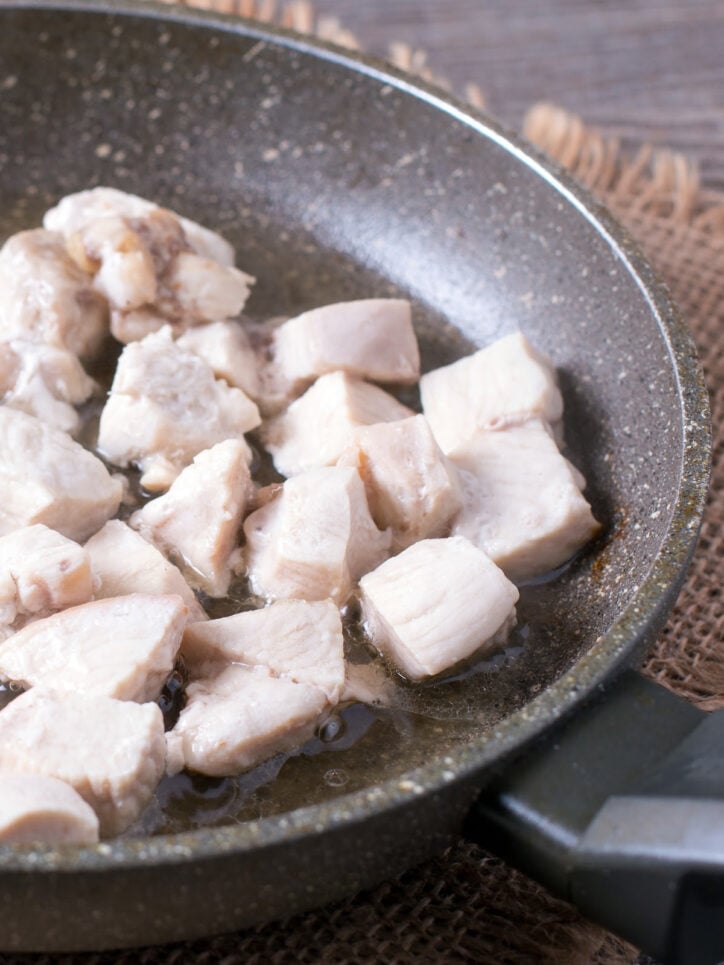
[465,669,724,965]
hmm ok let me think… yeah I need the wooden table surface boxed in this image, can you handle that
[311,0,724,192]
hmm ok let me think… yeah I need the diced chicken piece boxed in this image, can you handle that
[262,371,413,478]
[244,466,391,605]
[177,320,260,399]
[0,408,123,541]
[79,214,160,317]
[340,661,395,706]
[45,189,253,342]
[449,419,601,582]
[97,327,259,491]
[130,440,252,597]
[177,219,236,267]
[0,343,17,392]
[360,536,519,680]
[0,774,99,846]
[0,594,187,702]
[45,186,157,233]
[45,186,237,266]
[85,520,207,622]
[89,216,252,344]
[337,414,463,551]
[0,229,108,358]
[182,599,345,702]
[0,688,165,836]
[272,299,419,391]
[0,340,96,435]
[166,664,327,777]
[165,250,252,326]
[0,576,15,630]
[0,525,93,629]
[420,332,564,453]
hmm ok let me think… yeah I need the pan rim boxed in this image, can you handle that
[0,0,712,873]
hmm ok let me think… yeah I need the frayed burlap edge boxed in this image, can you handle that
[523,103,724,230]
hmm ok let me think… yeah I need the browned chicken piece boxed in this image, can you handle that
[0,229,108,358]
[130,440,253,597]
[449,418,601,582]
[261,371,414,477]
[0,773,99,846]
[0,687,165,836]
[85,520,207,622]
[0,408,123,541]
[166,664,328,777]
[44,186,237,266]
[360,536,519,681]
[44,188,253,343]
[0,340,96,436]
[337,414,463,551]
[97,327,259,491]
[0,594,187,702]
[244,466,391,605]
[271,298,419,391]
[0,524,93,631]
[182,598,345,702]
[420,332,564,453]
[177,320,261,400]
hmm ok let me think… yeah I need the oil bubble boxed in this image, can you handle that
[340,597,361,623]
[318,715,346,743]
[323,768,348,788]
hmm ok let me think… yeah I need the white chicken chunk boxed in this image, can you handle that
[337,414,463,551]
[0,594,187,702]
[130,440,253,597]
[340,662,395,706]
[0,229,108,358]
[177,320,261,399]
[45,188,253,343]
[449,419,601,582]
[244,466,391,605]
[360,536,519,680]
[0,688,165,836]
[182,599,345,702]
[261,371,413,478]
[0,408,123,541]
[85,520,207,622]
[0,774,99,846]
[0,340,96,435]
[0,344,16,391]
[165,250,252,327]
[272,298,419,390]
[97,327,259,491]
[0,525,93,630]
[166,664,327,777]
[420,332,564,453]
[45,186,237,266]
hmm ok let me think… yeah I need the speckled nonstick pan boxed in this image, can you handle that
[0,3,715,962]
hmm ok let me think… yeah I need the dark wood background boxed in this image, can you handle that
[311,0,724,192]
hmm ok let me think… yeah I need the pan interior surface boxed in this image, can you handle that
[0,5,707,846]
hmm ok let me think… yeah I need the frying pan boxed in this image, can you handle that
[0,3,714,961]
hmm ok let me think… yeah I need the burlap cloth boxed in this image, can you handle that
[7,2,722,962]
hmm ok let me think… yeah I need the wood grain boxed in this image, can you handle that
[311,0,724,191]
